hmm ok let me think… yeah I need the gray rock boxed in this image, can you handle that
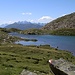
[20,69,37,75]
[49,58,75,75]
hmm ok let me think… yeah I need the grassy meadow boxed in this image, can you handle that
[0,44,75,75]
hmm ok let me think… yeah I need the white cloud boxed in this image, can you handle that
[22,12,32,15]
[38,16,53,23]
[0,20,14,25]
[8,21,13,23]
[30,20,34,22]
[38,16,51,20]
[4,21,16,24]
[28,16,54,23]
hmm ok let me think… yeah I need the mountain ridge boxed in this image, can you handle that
[42,12,75,30]
[4,21,45,30]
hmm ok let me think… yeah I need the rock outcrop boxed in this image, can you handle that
[49,58,75,75]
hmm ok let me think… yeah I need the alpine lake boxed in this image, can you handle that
[9,32,75,56]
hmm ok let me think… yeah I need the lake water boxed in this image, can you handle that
[9,33,75,55]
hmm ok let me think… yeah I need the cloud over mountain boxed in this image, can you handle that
[28,16,54,23]
[38,16,53,23]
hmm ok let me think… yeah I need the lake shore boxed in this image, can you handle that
[10,33,75,56]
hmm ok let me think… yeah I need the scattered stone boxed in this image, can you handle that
[20,69,37,75]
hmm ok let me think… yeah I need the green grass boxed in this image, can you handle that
[0,44,75,75]
[17,28,75,36]
[50,28,75,36]
[0,28,37,45]
[21,28,47,35]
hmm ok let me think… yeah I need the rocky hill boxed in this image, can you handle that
[42,12,75,30]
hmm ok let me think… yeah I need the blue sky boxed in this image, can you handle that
[0,0,75,25]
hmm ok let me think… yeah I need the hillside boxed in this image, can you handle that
[19,12,75,36]
[5,21,43,30]
[50,28,75,36]
[42,12,75,30]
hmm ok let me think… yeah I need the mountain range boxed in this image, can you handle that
[4,21,45,30]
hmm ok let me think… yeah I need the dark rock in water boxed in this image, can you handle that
[49,58,75,75]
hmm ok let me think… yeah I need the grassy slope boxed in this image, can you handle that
[17,28,75,36]
[21,28,46,35]
[2,26,75,36]
[0,44,75,75]
[50,28,75,36]
[0,28,37,45]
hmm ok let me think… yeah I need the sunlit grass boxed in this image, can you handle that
[0,44,75,75]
